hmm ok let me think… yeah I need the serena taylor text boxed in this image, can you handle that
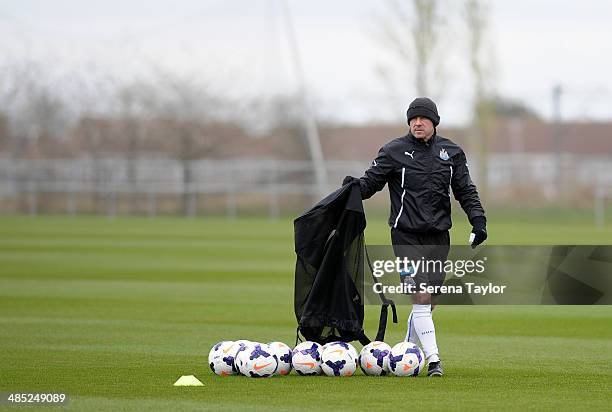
[373,282,507,296]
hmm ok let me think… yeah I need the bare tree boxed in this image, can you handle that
[411,0,439,96]
[0,60,73,214]
[374,0,445,98]
[147,71,229,216]
[0,62,17,154]
[0,113,7,153]
[464,0,494,199]
[67,70,232,217]
[0,60,69,157]
[111,81,152,213]
[72,116,114,213]
[68,72,118,213]
[266,94,311,160]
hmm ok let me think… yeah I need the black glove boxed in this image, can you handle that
[470,216,487,249]
[342,176,358,186]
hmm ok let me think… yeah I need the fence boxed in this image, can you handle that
[0,157,367,218]
[0,155,610,223]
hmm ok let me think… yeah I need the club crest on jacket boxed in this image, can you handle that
[439,149,449,161]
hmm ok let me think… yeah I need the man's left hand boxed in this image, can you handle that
[470,216,487,248]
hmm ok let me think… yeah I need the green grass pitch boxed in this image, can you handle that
[0,214,611,411]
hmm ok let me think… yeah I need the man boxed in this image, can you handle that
[343,97,487,377]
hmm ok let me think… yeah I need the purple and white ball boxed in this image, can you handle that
[241,343,278,378]
[232,340,255,375]
[324,341,358,359]
[267,341,292,375]
[359,341,392,376]
[321,345,357,377]
[208,340,237,376]
[388,342,425,377]
[291,341,322,376]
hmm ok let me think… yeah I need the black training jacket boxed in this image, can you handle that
[357,132,485,233]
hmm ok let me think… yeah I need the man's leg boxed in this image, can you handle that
[405,310,418,344]
[410,292,440,363]
[401,267,419,344]
[392,229,444,375]
[419,235,448,376]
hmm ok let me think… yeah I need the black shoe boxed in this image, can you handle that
[427,361,443,377]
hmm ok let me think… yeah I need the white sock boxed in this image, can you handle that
[405,311,419,345]
[411,304,440,363]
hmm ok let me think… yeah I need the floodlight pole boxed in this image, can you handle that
[280,0,328,197]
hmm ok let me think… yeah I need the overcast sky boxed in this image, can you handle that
[0,0,611,126]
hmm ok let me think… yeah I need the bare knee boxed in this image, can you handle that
[412,292,431,305]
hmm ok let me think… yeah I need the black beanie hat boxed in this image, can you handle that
[406,97,440,127]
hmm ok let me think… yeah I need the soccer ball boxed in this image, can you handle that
[388,342,425,377]
[268,341,292,375]
[291,341,322,375]
[241,343,278,378]
[359,341,392,376]
[234,345,254,375]
[324,341,358,359]
[321,345,357,377]
[208,341,237,376]
[232,340,255,375]
[234,339,254,352]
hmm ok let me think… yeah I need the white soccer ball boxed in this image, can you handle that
[291,341,322,376]
[388,342,425,377]
[359,341,392,376]
[268,341,292,375]
[232,340,256,375]
[321,345,357,377]
[324,341,358,359]
[241,343,278,378]
[233,347,251,375]
[208,340,237,376]
[235,339,253,346]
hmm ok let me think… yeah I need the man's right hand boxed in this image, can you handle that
[342,176,358,186]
